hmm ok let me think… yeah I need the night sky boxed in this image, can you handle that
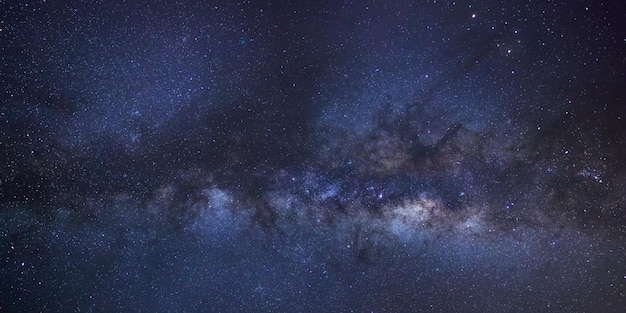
[1,0,625,312]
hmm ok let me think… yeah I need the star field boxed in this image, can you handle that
[1,1,625,312]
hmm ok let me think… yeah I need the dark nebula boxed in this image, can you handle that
[1,1,625,312]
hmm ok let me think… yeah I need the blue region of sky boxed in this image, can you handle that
[1,0,625,312]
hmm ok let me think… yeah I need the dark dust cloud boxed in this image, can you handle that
[1,1,625,312]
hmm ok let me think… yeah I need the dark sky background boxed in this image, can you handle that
[1,0,625,312]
